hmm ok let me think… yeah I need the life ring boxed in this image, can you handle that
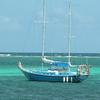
[77,64,89,75]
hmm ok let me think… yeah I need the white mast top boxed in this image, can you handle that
[42,0,46,58]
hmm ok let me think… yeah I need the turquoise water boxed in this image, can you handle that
[0,54,100,100]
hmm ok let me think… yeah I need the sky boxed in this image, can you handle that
[0,0,100,53]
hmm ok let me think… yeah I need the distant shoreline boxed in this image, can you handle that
[0,52,100,57]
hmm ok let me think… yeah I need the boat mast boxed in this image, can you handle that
[68,0,72,66]
[42,0,46,58]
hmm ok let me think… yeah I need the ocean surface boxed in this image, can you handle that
[0,53,100,100]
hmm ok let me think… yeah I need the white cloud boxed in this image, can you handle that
[33,7,96,26]
[33,7,65,24]
[0,16,22,31]
[72,12,95,25]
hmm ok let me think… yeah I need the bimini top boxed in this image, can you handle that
[50,61,69,67]
[42,57,70,68]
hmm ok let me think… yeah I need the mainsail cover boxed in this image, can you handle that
[42,57,69,68]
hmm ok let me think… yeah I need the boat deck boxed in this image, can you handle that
[29,69,77,76]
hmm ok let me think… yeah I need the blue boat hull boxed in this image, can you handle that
[18,62,89,83]
[21,69,88,83]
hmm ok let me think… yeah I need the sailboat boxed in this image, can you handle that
[18,0,89,83]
